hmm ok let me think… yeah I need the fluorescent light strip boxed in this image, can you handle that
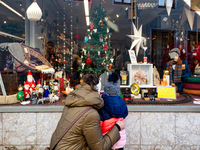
[0,1,25,20]
[84,0,90,26]
[0,31,25,41]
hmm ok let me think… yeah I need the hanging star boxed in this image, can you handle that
[127,22,146,56]
[166,0,173,16]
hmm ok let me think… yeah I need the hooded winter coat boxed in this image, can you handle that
[50,82,120,150]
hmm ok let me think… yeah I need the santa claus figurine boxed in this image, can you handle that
[26,70,36,93]
[24,81,30,100]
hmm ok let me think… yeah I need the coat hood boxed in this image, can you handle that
[64,82,104,109]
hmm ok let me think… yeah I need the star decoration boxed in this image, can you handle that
[127,23,146,56]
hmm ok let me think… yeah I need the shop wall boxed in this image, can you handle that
[0,112,200,149]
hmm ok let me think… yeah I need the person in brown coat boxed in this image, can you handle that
[50,74,125,150]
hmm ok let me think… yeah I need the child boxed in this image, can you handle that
[98,72,128,150]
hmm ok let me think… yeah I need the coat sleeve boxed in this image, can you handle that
[83,110,120,150]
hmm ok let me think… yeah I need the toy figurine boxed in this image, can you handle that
[17,84,24,101]
[26,70,36,93]
[24,81,30,100]
[43,81,50,98]
[30,91,38,104]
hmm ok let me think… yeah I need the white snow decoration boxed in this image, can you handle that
[134,70,146,85]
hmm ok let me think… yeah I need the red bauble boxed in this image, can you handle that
[102,54,106,57]
[51,55,54,60]
[90,23,94,29]
[76,33,79,40]
[86,58,92,64]
[103,45,108,51]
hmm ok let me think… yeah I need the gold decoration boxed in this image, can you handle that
[130,83,140,95]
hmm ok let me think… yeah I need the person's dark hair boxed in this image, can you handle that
[108,72,119,83]
[116,51,121,56]
[83,74,99,91]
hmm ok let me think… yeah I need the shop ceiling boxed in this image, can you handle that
[0,0,186,42]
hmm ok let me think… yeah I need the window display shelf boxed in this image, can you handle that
[126,63,154,88]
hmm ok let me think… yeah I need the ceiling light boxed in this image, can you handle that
[0,1,25,19]
[26,0,42,21]
[84,0,90,26]
[20,4,22,6]
[125,7,128,10]
[4,21,6,24]
[116,14,119,18]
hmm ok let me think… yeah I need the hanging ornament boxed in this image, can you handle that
[110,57,114,63]
[103,45,108,51]
[51,55,55,60]
[83,49,87,55]
[127,22,146,56]
[99,37,103,42]
[90,23,94,29]
[89,36,91,39]
[102,61,106,66]
[86,58,92,64]
[93,29,97,33]
[98,51,100,56]
[81,63,85,69]
[63,0,66,69]
[76,33,79,40]
[26,0,42,21]
[84,36,89,43]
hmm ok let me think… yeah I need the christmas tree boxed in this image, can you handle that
[78,3,114,75]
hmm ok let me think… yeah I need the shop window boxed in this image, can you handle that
[158,0,176,9]
[151,29,175,77]
[113,0,132,5]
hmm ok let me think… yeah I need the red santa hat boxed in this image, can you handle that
[27,70,32,77]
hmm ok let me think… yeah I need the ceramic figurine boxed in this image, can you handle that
[30,91,38,104]
[24,81,30,100]
[43,81,50,98]
[17,84,24,101]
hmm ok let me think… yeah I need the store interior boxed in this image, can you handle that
[0,0,200,105]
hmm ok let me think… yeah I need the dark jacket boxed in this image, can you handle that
[50,82,120,150]
[98,92,128,121]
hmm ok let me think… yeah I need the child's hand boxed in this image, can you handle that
[116,118,125,130]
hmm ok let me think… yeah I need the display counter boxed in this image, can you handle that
[0,94,200,149]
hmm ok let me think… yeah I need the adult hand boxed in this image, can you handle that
[116,118,125,130]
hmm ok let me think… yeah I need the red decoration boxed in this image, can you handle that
[102,54,106,57]
[90,23,94,29]
[193,43,200,61]
[76,33,79,40]
[51,55,54,60]
[103,45,108,51]
[100,0,107,4]
[86,58,92,64]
